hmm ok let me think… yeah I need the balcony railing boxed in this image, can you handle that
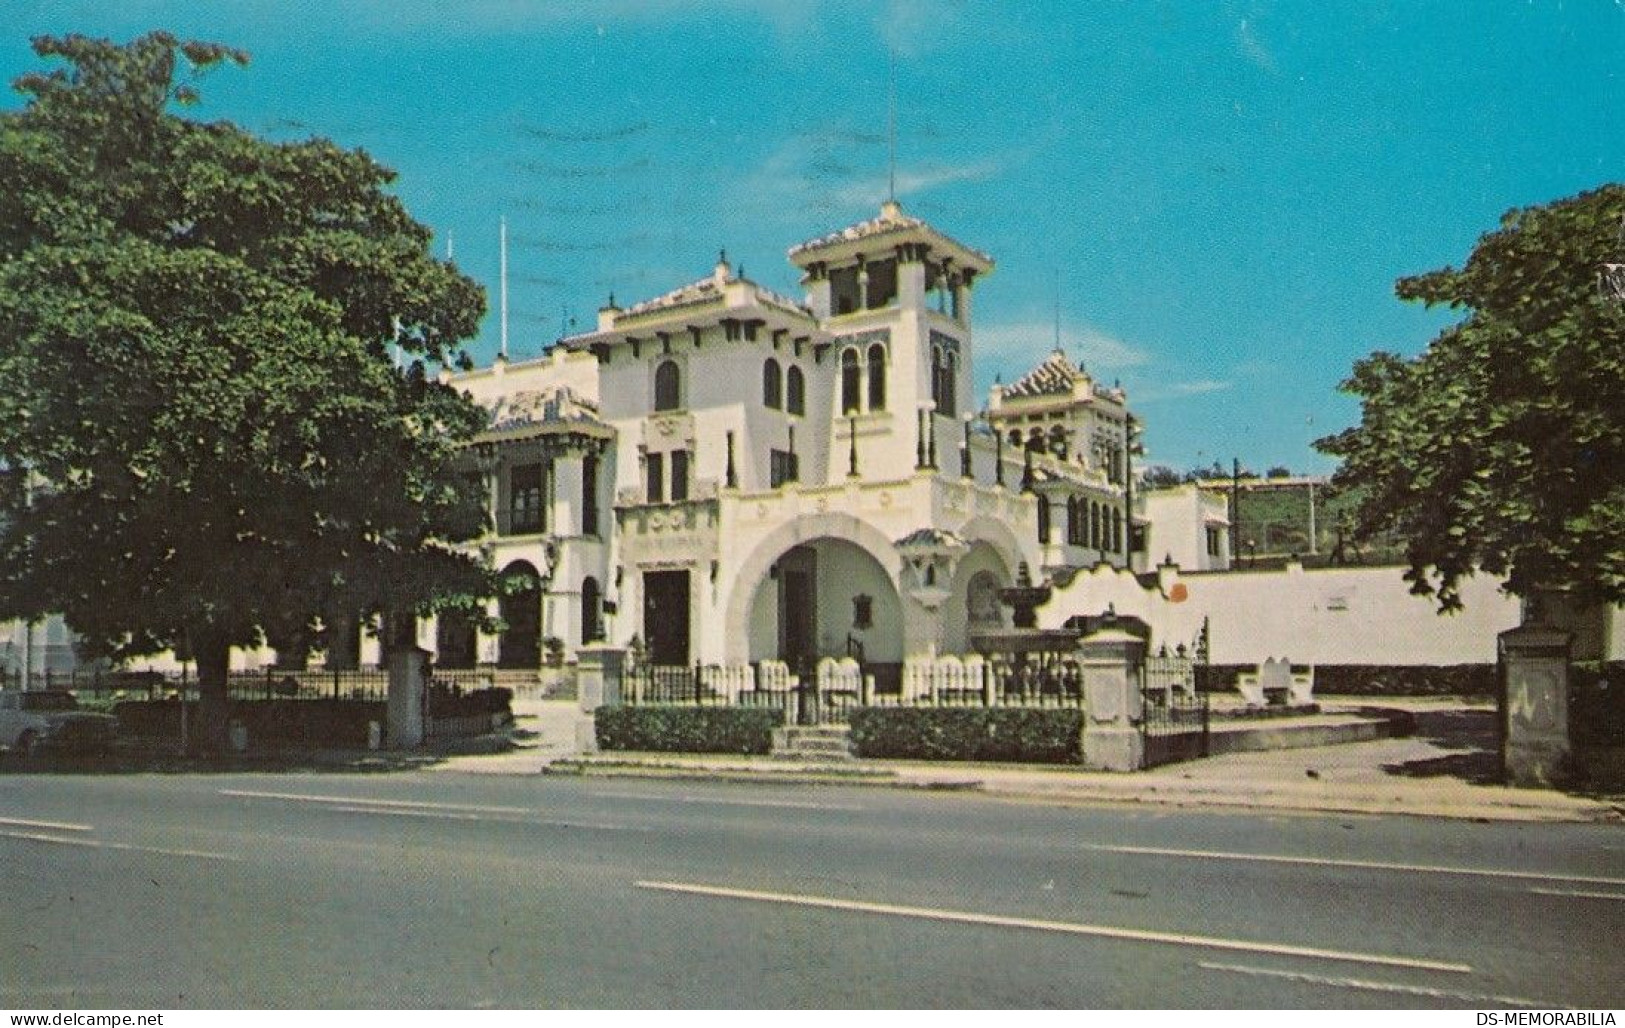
[495,509,547,537]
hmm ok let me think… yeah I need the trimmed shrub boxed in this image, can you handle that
[1202,664,1497,696]
[848,707,1084,764]
[595,705,783,755]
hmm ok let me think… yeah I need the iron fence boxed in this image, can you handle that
[0,666,394,702]
[1140,657,1210,768]
[621,657,1089,728]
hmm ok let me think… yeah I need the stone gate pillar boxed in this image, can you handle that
[575,644,627,754]
[1499,623,1571,787]
[1079,627,1147,772]
[386,646,430,749]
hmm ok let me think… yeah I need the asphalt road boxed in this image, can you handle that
[1,770,1621,1009]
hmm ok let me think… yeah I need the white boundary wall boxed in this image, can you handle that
[1041,561,1524,666]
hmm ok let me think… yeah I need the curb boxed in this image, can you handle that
[540,756,1623,824]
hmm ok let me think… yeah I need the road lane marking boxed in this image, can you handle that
[323,804,636,832]
[1079,842,1625,888]
[219,789,531,816]
[1528,886,1625,902]
[0,816,93,833]
[1197,962,1566,1009]
[635,880,1472,974]
[593,790,866,812]
[0,830,237,862]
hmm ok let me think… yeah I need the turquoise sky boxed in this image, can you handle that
[5,2,1622,473]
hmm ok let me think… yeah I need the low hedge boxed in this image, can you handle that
[115,699,386,748]
[429,684,513,719]
[1202,664,1497,696]
[848,707,1084,764]
[595,705,783,755]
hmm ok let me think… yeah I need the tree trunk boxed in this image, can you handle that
[192,631,232,755]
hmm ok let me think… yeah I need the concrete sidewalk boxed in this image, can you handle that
[436,697,1625,824]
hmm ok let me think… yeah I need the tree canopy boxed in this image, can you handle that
[1317,184,1625,610]
[0,33,493,742]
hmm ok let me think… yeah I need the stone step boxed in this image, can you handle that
[772,750,854,763]
[772,725,854,761]
[779,728,849,742]
[783,738,852,753]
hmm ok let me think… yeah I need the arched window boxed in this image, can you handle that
[840,348,861,414]
[763,359,782,410]
[581,576,603,644]
[654,360,681,411]
[1037,496,1051,544]
[786,365,805,415]
[1048,425,1068,460]
[1111,508,1123,553]
[1090,502,1101,550]
[931,345,946,408]
[944,352,959,416]
[867,344,887,411]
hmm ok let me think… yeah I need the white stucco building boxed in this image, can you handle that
[436,200,1147,682]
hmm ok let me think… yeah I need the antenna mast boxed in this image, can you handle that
[499,216,509,360]
[887,46,897,203]
[1053,268,1062,352]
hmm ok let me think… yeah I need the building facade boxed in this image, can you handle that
[437,200,1152,678]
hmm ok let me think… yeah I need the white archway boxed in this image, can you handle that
[722,512,902,665]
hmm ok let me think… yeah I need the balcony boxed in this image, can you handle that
[495,509,547,537]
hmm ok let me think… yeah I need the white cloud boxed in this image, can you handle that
[735,132,1007,228]
[1130,379,1234,403]
[975,321,1151,377]
[829,157,1003,210]
[1235,17,1277,73]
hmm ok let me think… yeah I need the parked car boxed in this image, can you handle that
[0,690,118,757]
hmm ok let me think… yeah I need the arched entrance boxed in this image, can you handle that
[943,541,1014,654]
[744,536,903,672]
[498,560,541,669]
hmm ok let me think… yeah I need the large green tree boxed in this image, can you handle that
[0,33,493,747]
[1317,184,1625,610]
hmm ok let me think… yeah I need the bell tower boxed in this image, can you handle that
[786,201,994,482]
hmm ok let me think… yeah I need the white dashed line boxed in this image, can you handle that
[1198,962,1566,1008]
[218,788,530,815]
[636,880,1472,973]
[0,816,93,833]
[594,790,866,811]
[0,829,237,862]
[1079,842,1625,888]
[1528,886,1625,902]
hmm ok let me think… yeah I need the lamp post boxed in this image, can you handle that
[994,422,1005,488]
[960,413,974,478]
[848,415,860,478]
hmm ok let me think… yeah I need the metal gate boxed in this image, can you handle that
[1140,649,1211,768]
